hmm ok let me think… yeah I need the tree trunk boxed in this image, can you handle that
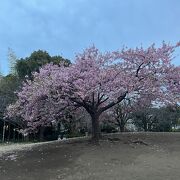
[143,123,148,132]
[91,114,100,143]
[25,134,29,142]
[120,124,125,132]
[2,121,5,142]
[13,128,15,142]
[117,119,125,132]
[8,123,11,142]
[39,126,45,141]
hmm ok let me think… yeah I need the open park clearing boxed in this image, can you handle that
[0,132,180,180]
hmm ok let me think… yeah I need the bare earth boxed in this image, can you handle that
[0,133,180,180]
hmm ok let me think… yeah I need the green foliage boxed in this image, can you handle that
[132,106,180,132]
[15,60,30,79]
[0,74,21,136]
[155,106,180,131]
[15,50,71,79]
[0,74,20,115]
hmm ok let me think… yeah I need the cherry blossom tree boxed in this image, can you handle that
[7,43,180,142]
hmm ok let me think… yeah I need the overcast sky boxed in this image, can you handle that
[0,0,180,75]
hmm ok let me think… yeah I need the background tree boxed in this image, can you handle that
[107,99,134,132]
[154,106,180,131]
[132,105,180,132]
[7,48,17,75]
[0,74,21,141]
[132,107,158,131]
[0,75,20,119]
[15,50,70,79]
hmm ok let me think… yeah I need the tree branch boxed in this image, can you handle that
[98,91,128,114]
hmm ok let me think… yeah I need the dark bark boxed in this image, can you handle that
[116,119,126,132]
[39,126,45,141]
[8,123,11,141]
[143,122,148,132]
[72,91,127,143]
[99,91,128,114]
[119,124,125,132]
[91,113,100,142]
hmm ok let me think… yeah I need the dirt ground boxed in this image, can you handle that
[0,132,180,180]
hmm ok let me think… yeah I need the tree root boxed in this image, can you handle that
[107,137,149,146]
[107,137,122,142]
[130,140,148,146]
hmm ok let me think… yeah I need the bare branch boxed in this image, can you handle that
[98,91,128,114]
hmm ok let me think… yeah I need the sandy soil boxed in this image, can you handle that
[0,132,180,180]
